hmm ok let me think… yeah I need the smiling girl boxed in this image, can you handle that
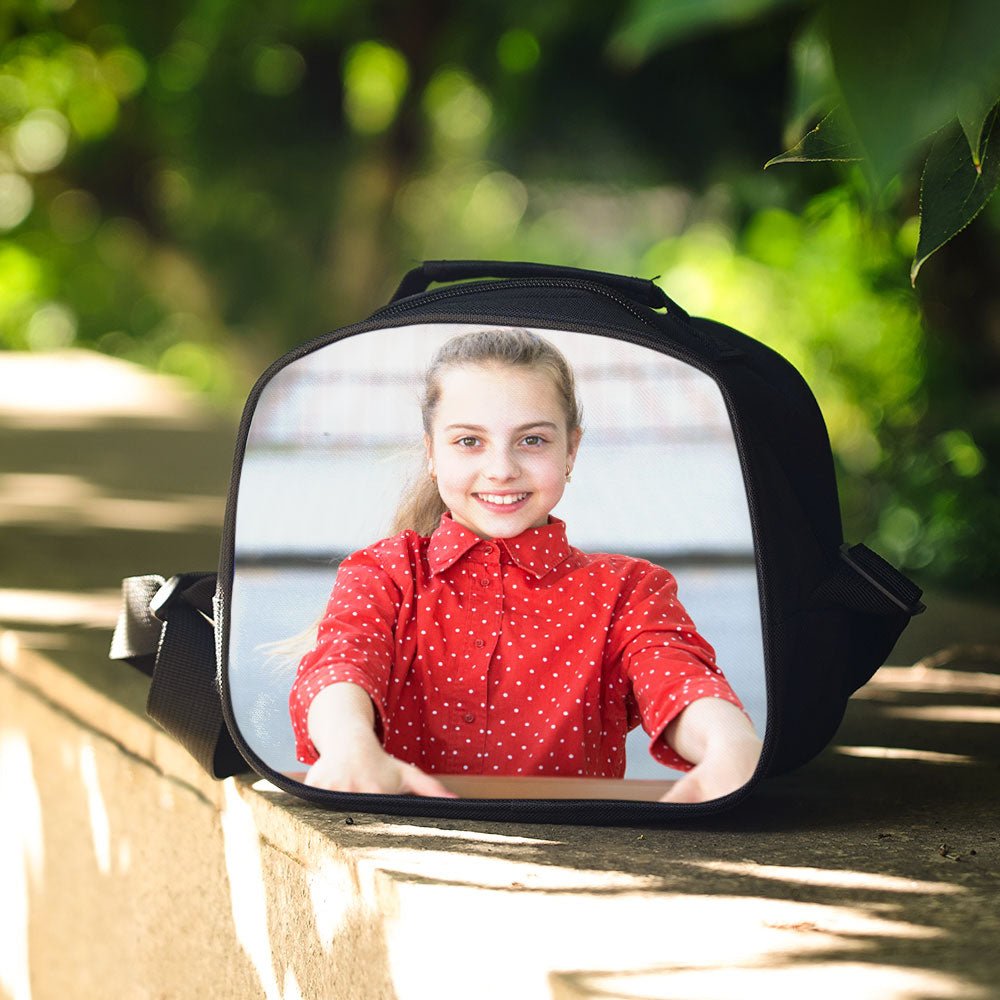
[288,329,761,802]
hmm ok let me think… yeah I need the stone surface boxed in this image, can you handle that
[1,350,998,1000]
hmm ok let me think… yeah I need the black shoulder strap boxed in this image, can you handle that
[109,572,249,778]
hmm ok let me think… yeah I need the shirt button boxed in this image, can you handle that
[463,712,476,723]
[479,578,491,587]
[474,638,485,648]
[483,545,494,554]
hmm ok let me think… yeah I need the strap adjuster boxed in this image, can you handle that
[150,572,212,622]
[838,544,926,616]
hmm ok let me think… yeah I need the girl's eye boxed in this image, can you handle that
[456,436,480,448]
[522,435,546,446]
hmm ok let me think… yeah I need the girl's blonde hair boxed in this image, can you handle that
[391,328,583,537]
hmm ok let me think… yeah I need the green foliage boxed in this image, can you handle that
[773,1,1000,280]
[615,0,1000,282]
[0,1,997,594]
[644,192,1000,588]
[826,0,1000,186]
[608,0,808,65]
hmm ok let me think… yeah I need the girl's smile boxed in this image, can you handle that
[426,364,581,539]
[475,491,529,505]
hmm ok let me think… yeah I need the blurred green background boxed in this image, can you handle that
[2,0,999,597]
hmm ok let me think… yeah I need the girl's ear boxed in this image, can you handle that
[567,426,583,463]
[423,433,433,461]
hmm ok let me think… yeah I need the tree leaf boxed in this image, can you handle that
[956,84,996,167]
[785,16,837,143]
[827,0,1000,191]
[911,101,1000,285]
[764,108,862,167]
[607,0,809,67]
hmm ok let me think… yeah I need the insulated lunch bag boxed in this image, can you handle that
[111,259,925,824]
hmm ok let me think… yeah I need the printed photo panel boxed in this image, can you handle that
[228,323,765,801]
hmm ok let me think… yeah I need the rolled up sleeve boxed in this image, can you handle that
[607,562,745,771]
[288,550,401,765]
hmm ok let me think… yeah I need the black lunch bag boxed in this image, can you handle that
[110,259,924,825]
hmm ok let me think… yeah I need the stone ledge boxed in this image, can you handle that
[3,624,999,1000]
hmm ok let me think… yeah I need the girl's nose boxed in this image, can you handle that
[485,447,520,481]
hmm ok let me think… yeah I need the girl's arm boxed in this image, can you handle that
[659,698,761,803]
[608,560,752,779]
[303,681,455,797]
[289,546,403,766]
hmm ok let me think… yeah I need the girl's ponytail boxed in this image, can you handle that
[391,468,448,538]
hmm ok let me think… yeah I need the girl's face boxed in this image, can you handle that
[426,363,582,540]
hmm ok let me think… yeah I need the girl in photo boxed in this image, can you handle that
[289,329,761,801]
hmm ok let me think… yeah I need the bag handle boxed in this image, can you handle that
[390,259,687,316]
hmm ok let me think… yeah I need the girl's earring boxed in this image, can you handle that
[565,468,573,483]
[428,464,437,482]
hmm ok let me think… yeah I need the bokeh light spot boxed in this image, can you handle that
[27,303,77,350]
[0,244,44,313]
[251,44,306,97]
[878,504,922,559]
[0,173,34,230]
[462,171,528,239]
[423,68,492,146]
[154,168,194,220]
[497,30,541,74]
[342,41,409,135]
[100,46,147,99]
[12,109,70,173]
[158,40,208,93]
[49,188,100,242]
[936,429,984,478]
[95,217,149,269]
[0,74,30,120]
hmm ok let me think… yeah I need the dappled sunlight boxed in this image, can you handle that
[562,962,987,1000]
[359,822,562,848]
[868,665,1000,696]
[385,890,955,1000]
[305,855,362,954]
[0,731,44,1000]
[0,472,223,532]
[250,778,284,794]
[885,706,1000,724]
[78,743,111,875]
[685,861,964,896]
[220,779,283,1000]
[848,665,1000,731]
[282,967,303,1000]
[361,844,661,893]
[0,588,123,628]
[0,350,204,428]
[834,745,976,765]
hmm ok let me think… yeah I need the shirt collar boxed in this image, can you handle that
[427,513,572,578]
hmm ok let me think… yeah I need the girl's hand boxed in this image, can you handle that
[658,698,762,804]
[304,680,456,797]
[303,739,456,797]
[659,735,760,803]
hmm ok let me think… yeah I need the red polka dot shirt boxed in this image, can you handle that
[289,513,745,777]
